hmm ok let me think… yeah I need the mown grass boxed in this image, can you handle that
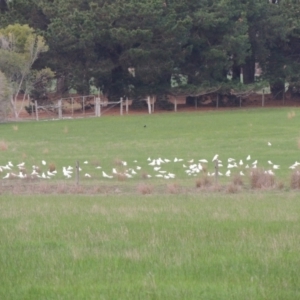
[1,193,300,299]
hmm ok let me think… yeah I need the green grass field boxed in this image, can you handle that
[1,108,300,299]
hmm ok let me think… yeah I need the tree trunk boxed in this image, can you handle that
[270,80,285,100]
[242,56,255,84]
[231,63,241,81]
[10,96,18,119]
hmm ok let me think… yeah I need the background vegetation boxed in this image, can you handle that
[1,0,300,102]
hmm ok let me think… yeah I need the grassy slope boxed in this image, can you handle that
[1,194,300,299]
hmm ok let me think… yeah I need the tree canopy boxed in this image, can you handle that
[0,0,300,100]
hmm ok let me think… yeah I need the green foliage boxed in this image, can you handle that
[1,0,300,101]
[29,67,55,104]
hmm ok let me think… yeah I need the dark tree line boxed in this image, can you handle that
[1,0,300,100]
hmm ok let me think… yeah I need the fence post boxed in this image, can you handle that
[174,97,177,112]
[262,89,265,107]
[120,97,123,116]
[126,97,129,114]
[31,101,34,119]
[147,96,151,114]
[239,97,242,108]
[216,94,219,109]
[58,99,62,119]
[71,97,74,116]
[152,96,155,113]
[100,99,102,116]
[75,161,80,186]
[214,159,219,184]
[95,97,100,117]
[35,100,39,121]
[82,97,85,115]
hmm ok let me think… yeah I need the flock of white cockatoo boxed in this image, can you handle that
[1,150,300,180]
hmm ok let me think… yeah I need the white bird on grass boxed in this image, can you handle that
[246,155,251,161]
[17,162,25,167]
[42,160,46,166]
[84,161,88,164]
[268,142,272,146]
[102,171,113,178]
[268,160,273,165]
[199,159,208,163]
[225,170,231,177]
[63,167,72,177]
[273,165,280,169]
[212,154,219,162]
[85,173,91,178]
[3,173,10,179]
[240,171,245,176]
[227,163,237,169]
[31,169,39,176]
[18,172,26,179]
[47,171,56,177]
[148,160,156,166]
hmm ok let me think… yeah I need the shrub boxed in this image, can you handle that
[250,169,275,189]
[290,170,300,189]
[137,183,153,195]
[196,176,212,188]
[166,183,180,194]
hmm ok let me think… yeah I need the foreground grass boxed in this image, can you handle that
[1,193,300,299]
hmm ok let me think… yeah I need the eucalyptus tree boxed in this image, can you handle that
[0,24,53,118]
